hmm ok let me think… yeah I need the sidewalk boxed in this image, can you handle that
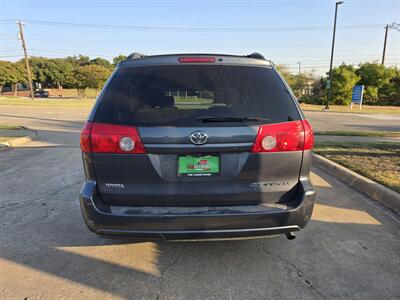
[0,127,37,149]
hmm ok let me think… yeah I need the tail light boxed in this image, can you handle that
[80,122,146,154]
[302,120,314,150]
[80,122,92,153]
[178,57,216,63]
[251,120,314,153]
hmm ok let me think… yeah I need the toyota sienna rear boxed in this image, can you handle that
[79,53,315,240]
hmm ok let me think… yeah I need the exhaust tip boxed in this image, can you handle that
[285,232,296,240]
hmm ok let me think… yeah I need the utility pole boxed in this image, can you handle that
[297,62,301,75]
[16,21,34,99]
[326,1,344,110]
[382,23,400,65]
[382,25,389,65]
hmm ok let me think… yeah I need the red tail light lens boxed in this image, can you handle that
[302,119,314,150]
[251,120,314,153]
[178,57,216,63]
[80,122,92,153]
[80,122,146,154]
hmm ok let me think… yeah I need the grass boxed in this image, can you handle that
[0,124,24,130]
[46,88,98,98]
[314,141,400,193]
[301,103,400,115]
[315,130,400,138]
[0,97,96,108]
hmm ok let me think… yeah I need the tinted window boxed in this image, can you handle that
[94,65,300,126]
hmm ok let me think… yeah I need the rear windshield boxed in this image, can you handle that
[94,65,301,126]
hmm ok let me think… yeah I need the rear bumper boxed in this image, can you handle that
[79,178,315,240]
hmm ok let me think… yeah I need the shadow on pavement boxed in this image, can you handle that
[1,163,399,299]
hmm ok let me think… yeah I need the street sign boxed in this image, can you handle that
[351,85,364,110]
[326,79,331,89]
[351,85,364,103]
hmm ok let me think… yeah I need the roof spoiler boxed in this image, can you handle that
[121,52,272,66]
[124,52,266,61]
[245,53,266,60]
[126,52,146,60]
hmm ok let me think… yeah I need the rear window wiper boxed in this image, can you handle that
[197,116,270,123]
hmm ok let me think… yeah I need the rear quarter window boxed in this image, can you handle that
[94,65,301,126]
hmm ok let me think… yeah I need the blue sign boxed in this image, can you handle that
[351,85,364,104]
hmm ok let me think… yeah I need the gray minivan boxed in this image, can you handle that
[79,53,315,240]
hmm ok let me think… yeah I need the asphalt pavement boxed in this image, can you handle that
[304,110,400,132]
[0,106,399,299]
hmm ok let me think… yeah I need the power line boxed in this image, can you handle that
[3,36,399,47]
[0,54,24,58]
[284,63,400,70]
[2,46,398,58]
[2,0,398,3]
[3,48,395,57]
[14,19,385,32]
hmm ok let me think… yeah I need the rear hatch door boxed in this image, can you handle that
[90,61,305,206]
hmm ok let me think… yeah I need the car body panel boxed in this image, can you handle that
[93,151,303,207]
[80,177,315,240]
[79,53,315,240]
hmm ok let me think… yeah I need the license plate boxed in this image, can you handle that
[178,155,220,177]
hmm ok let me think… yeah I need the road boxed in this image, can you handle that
[0,106,399,299]
[304,111,400,132]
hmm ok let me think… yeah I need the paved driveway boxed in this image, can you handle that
[0,106,399,299]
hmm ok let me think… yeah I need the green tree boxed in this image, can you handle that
[290,73,314,100]
[30,57,53,87]
[90,57,113,69]
[275,64,294,86]
[388,73,400,105]
[331,64,360,105]
[364,86,378,102]
[29,57,75,96]
[76,55,91,66]
[309,78,327,105]
[356,63,395,104]
[379,68,400,105]
[51,59,72,92]
[112,54,127,66]
[74,64,112,98]
[0,61,28,95]
[275,64,317,101]
[65,55,90,67]
[0,61,15,93]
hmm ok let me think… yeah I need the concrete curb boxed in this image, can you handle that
[312,153,400,214]
[0,127,38,151]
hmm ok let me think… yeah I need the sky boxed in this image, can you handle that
[1,0,399,76]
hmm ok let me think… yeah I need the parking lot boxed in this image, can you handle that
[1,106,399,299]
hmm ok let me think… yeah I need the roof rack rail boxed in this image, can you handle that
[126,52,146,60]
[246,53,265,60]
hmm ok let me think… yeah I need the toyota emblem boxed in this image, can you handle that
[189,131,208,145]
